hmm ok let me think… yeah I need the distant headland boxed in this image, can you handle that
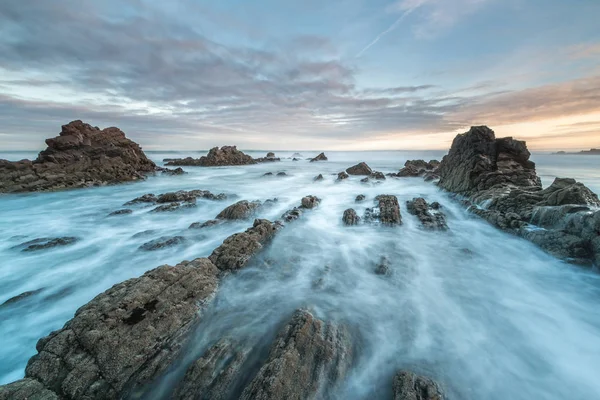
[553,148,600,155]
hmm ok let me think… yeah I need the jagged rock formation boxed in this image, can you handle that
[392,371,444,400]
[0,120,156,193]
[346,162,372,175]
[165,146,280,166]
[337,172,349,181]
[162,167,186,176]
[365,195,402,226]
[310,153,328,162]
[392,160,440,179]
[12,237,78,252]
[437,126,600,265]
[281,196,322,223]
[19,258,220,399]
[406,198,448,230]
[216,200,262,220]
[342,209,360,226]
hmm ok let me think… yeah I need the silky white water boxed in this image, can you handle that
[0,151,599,399]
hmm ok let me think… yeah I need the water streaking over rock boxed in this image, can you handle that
[0,147,600,399]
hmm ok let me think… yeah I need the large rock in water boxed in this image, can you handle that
[406,198,448,231]
[166,146,257,167]
[346,162,372,175]
[21,258,220,399]
[437,126,600,266]
[310,152,328,162]
[0,120,156,193]
[392,371,444,400]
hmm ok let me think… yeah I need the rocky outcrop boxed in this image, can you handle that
[346,162,372,175]
[392,371,444,400]
[209,219,281,271]
[337,172,349,181]
[162,167,186,176]
[239,309,353,400]
[13,237,78,252]
[139,236,186,251]
[266,152,275,158]
[370,171,386,180]
[216,200,262,220]
[280,196,322,223]
[166,146,256,167]
[125,190,226,206]
[365,195,402,226]
[0,120,157,193]
[0,378,59,400]
[310,153,328,162]
[437,126,600,265]
[406,198,448,230]
[189,220,221,229]
[342,209,360,226]
[392,160,440,178]
[301,195,321,209]
[21,258,220,399]
[374,256,391,276]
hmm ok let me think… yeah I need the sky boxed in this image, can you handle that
[1,0,599,151]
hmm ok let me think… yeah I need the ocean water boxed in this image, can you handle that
[0,150,599,399]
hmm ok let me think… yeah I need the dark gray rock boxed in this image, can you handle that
[360,177,369,183]
[342,209,360,226]
[375,195,402,226]
[162,167,186,176]
[313,174,324,182]
[346,162,372,175]
[15,237,78,252]
[216,200,262,220]
[276,172,287,177]
[1,288,45,307]
[108,209,133,216]
[166,146,256,167]
[355,194,366,203]
[266,152,275,158]
[150,201,196,213]
[189,220,221,229]
[370,171,386,180]
[337,171,349,181]
[139,236,186,251]
[392,370,444,400]
[124,193,157,205]
[209,219,281,271]
[393,160,440,178]
[239,309,353,400]
[263,172,273,176]
[0,378,59,399]
[310,153,328,162]
[374,256,391,276]
[406,198,448,230]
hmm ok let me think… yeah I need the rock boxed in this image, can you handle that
[392,370,444,400]
[406,198,448,230]
[346,162,372,175]
[370,171,386,180]
[124,193,157,205]
[355,194,366,203]
[216,200,262,220]
[1,288,45,307]
[436,126,600,265]
[189,220,221,229]
[239,309,353,400]
[255,157,281,163]
[374,195,402,226]
[266,152,275,158]
[393,160,440,178]
[263,172,273,176]
[292,153,303,158]
[108,209,133,216]
[0,378,59,399]
[281,208,304,223]
[310,153,328,162]
[301,195,321,209]
[374,256,391,276]
[166,146,256,167]
[209,219,281,271]
[342,209,360,226]
[139,236,186,251]
[313,174,324,182]
[0,120,157,193]
[15,237,78,252]
[337,171,349,181]
[276,172,287,177]
[162,167,186,176]
[150,201,196,213]
[360,177,369,183]
[21,258,219,399]
[156,190,226,203]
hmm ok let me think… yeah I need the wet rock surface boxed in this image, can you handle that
[189,220,221,229]
[337,171,349,181]
[355,194,366,203]
[21,258,220,399]
[125,190,226,207]
[0,120,157,193]
[392,160,440,179]
[139,236,186,251]
[162,167,186,176]
[437,126,600,265]
[310,153,328,162]
[406,198,448,230]
[216,200,262,220]
[365,195,402,226]
[346,162,372,175]
[280,196,322,223]
[239,309,353,400]
[342,208,360,226]
[301,195,321,209]
[14,237,78,252]
[150,201,196,213]
[392,370,444,400]
[0,378,59,400]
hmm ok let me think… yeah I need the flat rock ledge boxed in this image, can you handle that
[364,195,402,226]
[0,120,157,193]
[437,125,600,266]
[406,198,448,230]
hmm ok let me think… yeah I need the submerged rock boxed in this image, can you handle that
[276,172,287,177]
[108,209,133,216]
[0,120,157,193]
[150,201,196,213]
[156,190,227,203]
[166,146,256,167]
[281,196,322,223]
[263,172,273,176]
[355,194,366,203]
[301,195,321,209]
[139,236,186,251]
[346,162,372,175]
[209,219,281,271]
[22,258,220,399]
[406,198,448,230]
[15,237,78,252]
[342,208,360,226]
[370,171,386,180]
[239,309,354,400]
[1,288,45,307]
[216,200,262,220]
[392,370,444,400]
[337,171,349,181]
[189,220,221,229]
[162,167,186,176]
[310,153,328,162]
[374,256,391,276]
[125,193,157,205]
[436,126,600,265]
[313,174,324,182]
